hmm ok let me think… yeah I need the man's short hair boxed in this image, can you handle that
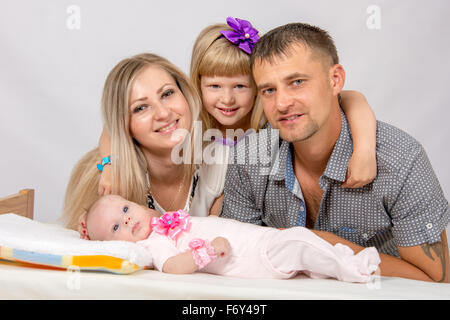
[250,22,339,70]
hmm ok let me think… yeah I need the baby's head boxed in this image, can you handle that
[79,194,161,242]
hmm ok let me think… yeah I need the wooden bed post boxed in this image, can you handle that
[21,189,34,219]
[0,189,34,219]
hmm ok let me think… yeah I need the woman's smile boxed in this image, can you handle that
[155,119,179,134]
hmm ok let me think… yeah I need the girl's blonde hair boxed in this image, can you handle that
[190,23,265,132]
[62,53,202,230]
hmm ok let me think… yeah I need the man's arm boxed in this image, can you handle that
[220,161,263,225]
[380,141,449,282]
[311,230,448,282]
[397,231,449,283]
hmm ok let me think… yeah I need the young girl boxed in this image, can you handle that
[189,17,377,188]
[79,194,380,283]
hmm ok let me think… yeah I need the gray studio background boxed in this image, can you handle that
[1,0,449,245]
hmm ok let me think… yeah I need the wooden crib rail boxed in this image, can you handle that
[0,189,34,219]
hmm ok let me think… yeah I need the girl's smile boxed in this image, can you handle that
[200,74,255,130]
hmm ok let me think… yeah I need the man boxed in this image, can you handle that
[220,23,449,282]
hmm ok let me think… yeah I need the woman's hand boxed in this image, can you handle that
[342,149,377,188]
[98,165,112,195]
[211,237,231,258]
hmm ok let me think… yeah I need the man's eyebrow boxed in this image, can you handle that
[257,73,310,91]
[284,72,310,81]
[257,82,273,91]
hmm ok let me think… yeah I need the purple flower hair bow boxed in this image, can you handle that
[220,17,260,54]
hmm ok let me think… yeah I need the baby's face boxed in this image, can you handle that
[87,195,161,242]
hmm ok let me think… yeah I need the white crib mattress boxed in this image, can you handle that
[1,260,449,300]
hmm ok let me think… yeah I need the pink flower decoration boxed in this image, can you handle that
[189,238,206,250]
[188,238,217,269]
[151,210,191,240]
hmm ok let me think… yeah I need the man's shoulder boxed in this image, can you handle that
[376,120,425,167]
[376,120,423,154]
[376,120,420,146]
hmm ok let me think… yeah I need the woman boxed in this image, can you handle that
[62,53,224,229]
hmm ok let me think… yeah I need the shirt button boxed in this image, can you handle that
[300,206,305,211]
[362,233,369,239]
[426,223,433,229]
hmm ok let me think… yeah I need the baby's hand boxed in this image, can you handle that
[98,165,112,195]
[342,149,377,188]
[211,237,231,258]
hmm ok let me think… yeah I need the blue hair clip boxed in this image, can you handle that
[97,156,111,172]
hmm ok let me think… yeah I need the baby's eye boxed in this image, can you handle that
[235,84,246,89]
[113,224,119,232]
[123,206,128,213]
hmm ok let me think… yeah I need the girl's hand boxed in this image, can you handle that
[211,237,231,258]
[342,149,377,188]
[98,165,112,195]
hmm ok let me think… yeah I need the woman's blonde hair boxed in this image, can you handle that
[61,148,101,230]
[190,23,266,132]
[62,53,202,230]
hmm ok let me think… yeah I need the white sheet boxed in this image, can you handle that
[0,262,449,300]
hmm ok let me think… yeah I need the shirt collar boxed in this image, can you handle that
[268,133,290,181]
[284,144,296,189]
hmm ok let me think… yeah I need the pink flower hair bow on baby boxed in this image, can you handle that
[220,16,260,54]
[151,210,191,240]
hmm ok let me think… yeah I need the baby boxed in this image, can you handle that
[79,195,381,283]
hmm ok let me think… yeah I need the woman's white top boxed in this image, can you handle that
[152,143,230,217]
